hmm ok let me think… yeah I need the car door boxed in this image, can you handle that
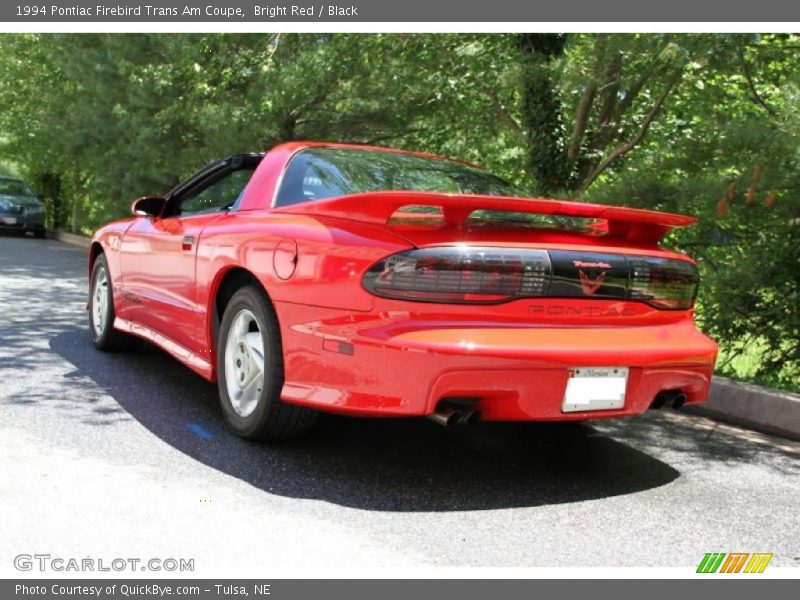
[119,156,260,356]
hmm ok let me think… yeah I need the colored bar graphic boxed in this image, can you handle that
[698,552,773,574]
[696,553,713,573]
[720,553,749,573]
[697,553,726,573]
[710,553,726,573]
[733,553,749,573]
[744,553,773,573]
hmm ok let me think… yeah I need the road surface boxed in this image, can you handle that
[0,234,798,573]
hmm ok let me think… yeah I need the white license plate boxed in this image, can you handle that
[1,217,18,225]
[562,367,628,412]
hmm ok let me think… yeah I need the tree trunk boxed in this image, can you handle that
[516,34,570,195]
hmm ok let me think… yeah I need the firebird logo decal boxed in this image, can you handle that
[578,269,607,295]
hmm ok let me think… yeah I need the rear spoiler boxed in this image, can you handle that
[273,191,696,244]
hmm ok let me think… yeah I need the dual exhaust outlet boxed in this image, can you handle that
[428,401,481,427]
[651,389,688,410]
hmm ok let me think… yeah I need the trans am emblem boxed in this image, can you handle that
[578,269,607,295]
[573,259,611,295]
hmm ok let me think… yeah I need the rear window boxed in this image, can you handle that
[275,147,519,206]
[0,178,34,197]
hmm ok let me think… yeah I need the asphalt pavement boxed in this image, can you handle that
[0,233,798,572]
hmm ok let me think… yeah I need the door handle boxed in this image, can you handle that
[182,235,195,251]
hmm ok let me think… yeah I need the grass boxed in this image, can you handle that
[716,339,800,395]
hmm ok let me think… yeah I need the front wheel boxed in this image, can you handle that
[89,254,130,351]
[216,285,316,441]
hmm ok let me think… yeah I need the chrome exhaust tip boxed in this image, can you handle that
[464,410,481,424]
[651,394,667,410]
[427,408,463,427]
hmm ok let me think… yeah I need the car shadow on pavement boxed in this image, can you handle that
[49,328,681,512]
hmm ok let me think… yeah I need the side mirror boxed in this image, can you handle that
[131,196,165,218]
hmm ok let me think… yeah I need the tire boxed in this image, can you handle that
[216,285,316,441]
[33,227,46,239]
[89,253,130,351]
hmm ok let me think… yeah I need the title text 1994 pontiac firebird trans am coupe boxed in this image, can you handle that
[89,142,718,440]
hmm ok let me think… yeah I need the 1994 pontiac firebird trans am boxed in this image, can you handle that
[88,142,718,440]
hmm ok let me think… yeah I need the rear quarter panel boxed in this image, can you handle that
[195,211,413,356]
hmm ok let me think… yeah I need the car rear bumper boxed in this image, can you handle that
[0,218,25,231]
[0,216,44,231]
[276,302,718,421]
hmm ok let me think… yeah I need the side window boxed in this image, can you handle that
[177,168,255,217]
[275,154,346,206]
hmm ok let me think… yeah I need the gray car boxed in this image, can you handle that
[0,177,46,237]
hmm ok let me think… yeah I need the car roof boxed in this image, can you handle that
[268,141,483,169]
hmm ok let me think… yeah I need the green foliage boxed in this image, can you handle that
[586,34,800,390]
[0,33,797,390]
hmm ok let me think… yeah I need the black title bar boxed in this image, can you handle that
[2,0,800,22]
[2,579,795,600]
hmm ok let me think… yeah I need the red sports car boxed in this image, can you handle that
[89,142,718,440]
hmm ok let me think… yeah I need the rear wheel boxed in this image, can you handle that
[217,285,316,441]
[89,254,130,351]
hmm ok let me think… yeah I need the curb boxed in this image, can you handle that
[685,376,800,441]
[47,230,90,249]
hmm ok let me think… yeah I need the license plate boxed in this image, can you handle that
[562,367,628,412]
[1,217,18,225]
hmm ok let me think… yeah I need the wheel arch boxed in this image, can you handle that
[88,241,104,273]
[208,266,277,371]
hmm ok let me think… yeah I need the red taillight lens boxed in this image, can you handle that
[363,247,551,304]
[627,257,699,310]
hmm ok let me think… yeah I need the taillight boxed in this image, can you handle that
[362,247,551,304]
[363,247,699,310]
[627,257,699,310]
